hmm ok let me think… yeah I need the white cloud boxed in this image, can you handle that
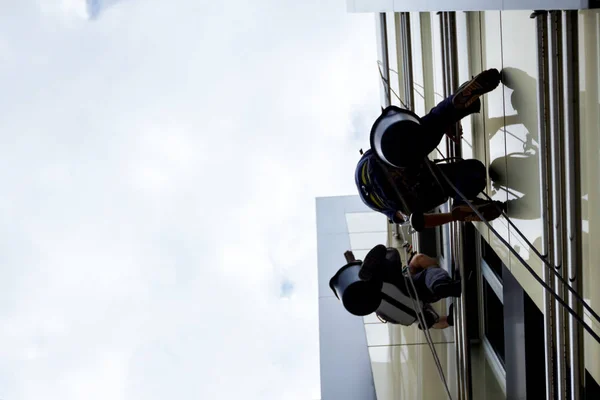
[0,1,381,399]
[36,0,122,20]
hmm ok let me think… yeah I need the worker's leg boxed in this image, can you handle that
[407,253,440,275]
[377,69,501,168]
[412,267,461,303]
[453,68,502,109]
[417,305,441,330]
[436,159,487,200]
[432,304,455,329]
[377,97,481,168]
[432,316,449,329]
[420,96,481,137]
[418,68,502,156]
[413,97,481,160]
[436,159,507,221]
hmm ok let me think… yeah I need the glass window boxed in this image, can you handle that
[345,212,388,233]
[349,232,388,251]
[484,279,505,366]
[365,323,396,347]
[481,237,504,281]
[386,13,402,107]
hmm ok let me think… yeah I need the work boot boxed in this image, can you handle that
[452,68,501,110]
[358,244,387,281]
[433,280,462,299]
[447,303,455,327]
[417,307,440,331]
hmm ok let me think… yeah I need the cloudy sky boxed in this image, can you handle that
[0,1,381,399]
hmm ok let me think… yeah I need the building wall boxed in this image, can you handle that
[346,0,596,13]
[316,195,381,400]
[578,7,600,387]
[464,10,600,386]
[369,8,600,395]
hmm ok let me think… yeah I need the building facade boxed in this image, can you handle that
[318,6,600,400]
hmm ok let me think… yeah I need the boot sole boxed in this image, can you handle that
[453,69,501,109]
[359,244,387,281]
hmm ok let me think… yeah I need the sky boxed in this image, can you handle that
[0,1,381,399]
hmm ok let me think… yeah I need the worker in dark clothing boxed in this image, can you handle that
[334,244,457,330]
[358,244,460,304]
[355,68,506,231]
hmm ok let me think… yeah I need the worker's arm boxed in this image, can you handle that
[424,212,456,227]
[408,212,457,231]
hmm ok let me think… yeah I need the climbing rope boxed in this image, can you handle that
[370,68,600,400]
[377,62,409,109]
[430,155,600,326]
[372,66,455,398]
[375,153,454,398]
[418,96,600,338]
[424,158,600,344]
[397,225,454,400]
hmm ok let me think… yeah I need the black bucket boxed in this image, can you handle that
[329,261,383,316]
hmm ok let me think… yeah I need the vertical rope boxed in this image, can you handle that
[397,226,454,400]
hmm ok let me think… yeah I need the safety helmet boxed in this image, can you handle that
[370,106,423,168]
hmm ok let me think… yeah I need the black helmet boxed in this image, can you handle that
[370,106,423,168]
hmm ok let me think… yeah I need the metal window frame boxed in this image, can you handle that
[476,233,507,396]
[482,336,507,395]
[481,259,504,304]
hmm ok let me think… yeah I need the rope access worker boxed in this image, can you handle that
[330,244,458,330]
[355,68,506,232]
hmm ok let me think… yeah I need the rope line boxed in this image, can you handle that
[424,159,600,344]
[397,226,454,400]
[434,154,600,325]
